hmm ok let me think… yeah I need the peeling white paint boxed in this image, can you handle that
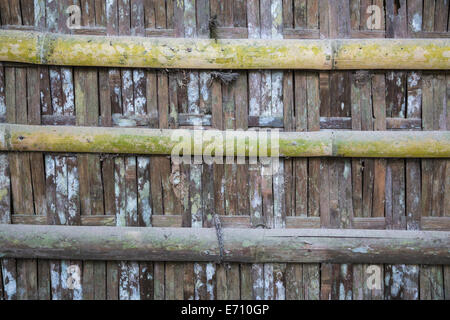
[252,264,264,300]
[274,270,285,300]
[2,263,17,299]
[194,263,204,300]
[411,14,422,32]
[122,70,134,115]
[119,261,140,300]
[49,69,62,115]
[184,0,196,38]
[206,263,215,300]
[61,68,74,114]
[187,73,200,114]
[55,156,68,225]
[352,246,369,253]
[133,70,146,115]
[138,157,152,227]
[50,262,61,300]
[264,264,274,300]
[199,72,210,103]
[67,160,79,221]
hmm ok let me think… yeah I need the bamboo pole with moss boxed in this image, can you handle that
[0,124,449,158]
[0,224,448,264]
[0,29,449,70]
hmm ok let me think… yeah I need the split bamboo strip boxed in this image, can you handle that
[0,124,448,158]
[0,30,449,70]
[0,224,448,264]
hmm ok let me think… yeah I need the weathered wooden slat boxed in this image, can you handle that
[3,108,421,130]
[282,28,320,39]
[11,215,116,226]
[421,217,450,231]
[0,124,448,158]
[1,30,449,70]
[0,224,449,265]
[11,214,450,231]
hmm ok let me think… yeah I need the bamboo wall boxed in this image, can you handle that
[0,0,449,300]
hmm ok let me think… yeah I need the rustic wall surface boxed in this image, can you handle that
[0,0,449,300]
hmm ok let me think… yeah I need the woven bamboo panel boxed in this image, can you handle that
[0,0,448,300]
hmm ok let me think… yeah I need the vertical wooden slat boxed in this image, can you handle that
[40,1,83,300]
[0,62,16,300]
[32,0,51,300]
[407,0,422,34]
[247,0,263,300]
[423,0,436,32]
[5,45,39,301]
[75,66,106,300]
[112,0,140,300]
[434,0,449,32]
[445,73,450,300]
[321,1,353,300]
[104,0,119,301]
[0,0,11,25]
[294,0,307,29]
[420,71,446,300]
[349,0,360,30]
[406,72,422,231]
[302,72,321,300]
[8,0,22,25]
[285,69,310,300]
[352,72,385,300]
[383,1,419,300]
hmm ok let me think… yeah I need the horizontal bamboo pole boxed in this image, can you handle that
[0,224,448,264]
[0,124,449,158]
[0,30,449,69]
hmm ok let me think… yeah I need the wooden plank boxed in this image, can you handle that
[385,10,420,298]
[75,66,106,300]
[351,72,363,219]
[271,0,286,300]
[446,72,450,300]
[407,0,423,35]
[4,64,34,301]
[117,0,140,301]
[104,0,120,301]
[0,61,16,300]
[372,74,386,219]
[17,64,42,300]
[422,71,447,300]
[33,0,50,300]
[284,71,295,218]
[132,0,154,300]
[423,0,436,32]
[324,1,353,299]
[44,2,83,300]
[12,213,400,230]
[406,72,422,231]
[319,75,332,301]
[247,0,264,301]
[386,0,407,38]
[434,0,449,32]
[420,265,444,300]
[421,217,450,231]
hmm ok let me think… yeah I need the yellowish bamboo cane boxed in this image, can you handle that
[0,124,448,158]
[0,30,448,70]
